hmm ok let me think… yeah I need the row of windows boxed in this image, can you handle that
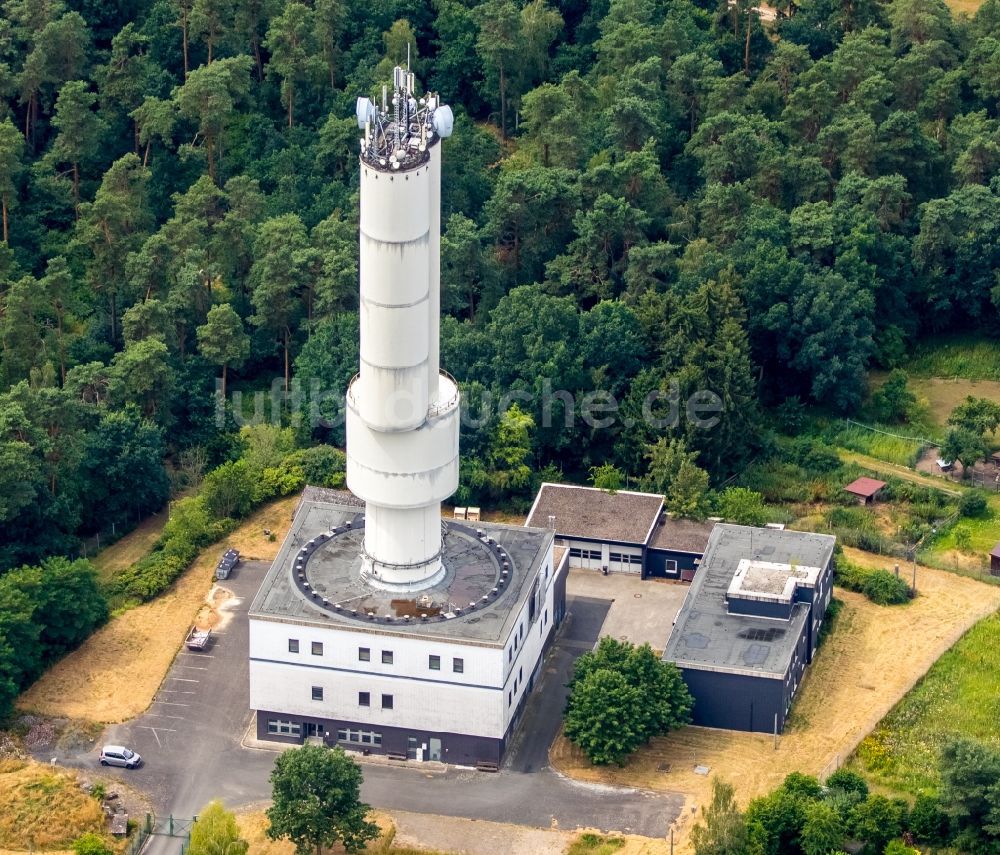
[336,728,382,746]
[608,552,642,564]
[309,686,394,708]
[569,548,602,560]
[290,640,464,673]
[267,719,301,736]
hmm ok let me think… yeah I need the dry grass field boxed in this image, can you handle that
[236,810,446,855]
[0,758,108,851]
[551,555,1000,852]
[90,508,169,583]
[945,0,983,14]
[16,496,299,723]
[236,809,668,855]
[910,377,1000,430]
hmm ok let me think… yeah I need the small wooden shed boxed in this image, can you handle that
[991,542,1000,577]
[843,477,887,506]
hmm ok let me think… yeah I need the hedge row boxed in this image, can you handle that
[107,441,346,605]
[835,560,912,605]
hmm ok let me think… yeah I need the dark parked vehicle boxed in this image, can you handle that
[216,548,240,580]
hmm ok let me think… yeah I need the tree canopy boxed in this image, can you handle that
[0,0,999,567]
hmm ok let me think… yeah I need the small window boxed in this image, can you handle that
[381,650,393,665]
[311,686,323,701]
[361,732,372,744]
[519,666,523,682]
[508,647,512,663]
[359,691,370,707]
[453,657,464,673]
[288,639,299,653]
[382,694,393,709]
[311,641,323,656]
[336,729,348,741]
[359,647,370,661]
[429,655,440,670]
[508,691,512,707]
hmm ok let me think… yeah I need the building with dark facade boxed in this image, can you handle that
[525,483,715,580]
[662,524,836,734]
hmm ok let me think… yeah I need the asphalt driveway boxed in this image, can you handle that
[74,565,682,850]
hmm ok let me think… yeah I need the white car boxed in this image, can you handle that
[100,745,143,768]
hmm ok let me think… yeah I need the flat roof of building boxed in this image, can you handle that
[250,496,554,647]
[663,525,836,679]
[843,477,887,498]
[649,516,716,554]
[525,483,663,545]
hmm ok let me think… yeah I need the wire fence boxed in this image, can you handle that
[842,419,937,447]
[122,814,153,855]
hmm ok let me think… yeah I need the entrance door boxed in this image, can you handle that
[428,738,442,761]
[407,737,419,760]
[304,722,319,738]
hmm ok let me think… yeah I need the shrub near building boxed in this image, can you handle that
[563,638,692,766]
[834,558,911,605]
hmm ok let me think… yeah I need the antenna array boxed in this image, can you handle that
[356,65,454,171]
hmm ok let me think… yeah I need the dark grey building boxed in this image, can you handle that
[646,517,715,580]
[662,524,836,734]
[525,483,715,580]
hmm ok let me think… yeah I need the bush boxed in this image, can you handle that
[201,459,257,519]
[282,445,346,488]
[959,491,988,518]
[72,833,113,855]
[717,487,768,526]
[861,569,911,605]
[825,769,869,799]
[817,597,844,647]
[908,794,950,845]
[790,438,842,474]
[835,561,910,605]
[108,496,235,603]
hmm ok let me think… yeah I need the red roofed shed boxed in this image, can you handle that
[844,477,887,506]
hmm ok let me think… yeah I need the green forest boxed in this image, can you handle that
[1,0,1000,576]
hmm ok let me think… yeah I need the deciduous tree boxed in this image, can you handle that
[266,744,379,854]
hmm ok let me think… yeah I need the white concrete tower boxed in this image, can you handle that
[345,68,459,592]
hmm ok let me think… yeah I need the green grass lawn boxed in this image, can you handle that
[566,834,625,855]
[906,335,1000,380]
[931,502,1000,554]
[831,422,932,467]
[852,612,1000,795]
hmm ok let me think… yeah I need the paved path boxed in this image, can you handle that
[67,566,682,853]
